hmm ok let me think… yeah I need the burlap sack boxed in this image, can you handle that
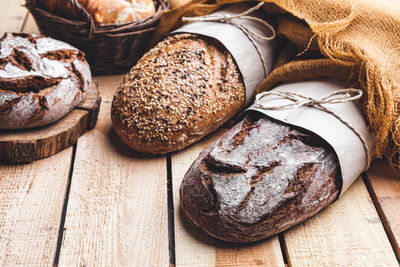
[151,0,400,168]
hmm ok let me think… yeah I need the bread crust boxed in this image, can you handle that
[111,33,245,154]
[180,113,341,242]
[37,0,156,25]
[0,33,91,129]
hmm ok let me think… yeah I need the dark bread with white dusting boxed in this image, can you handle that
[0,33,91,129]
[180,112,341,242]
[111,33,245,154]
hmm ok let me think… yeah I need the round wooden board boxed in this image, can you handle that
[0,82,101,164]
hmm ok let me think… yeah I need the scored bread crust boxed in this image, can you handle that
[111,33,245,154]
[0,33,91,129]
[180,113,341,242]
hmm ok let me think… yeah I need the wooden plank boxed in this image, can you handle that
[0,149,72,266]
[0,4,73,266]
[0,0,27,35]
[365,159,400,262]
[57,75,169,266]
[283,178,399,266]
[172,129,285,267]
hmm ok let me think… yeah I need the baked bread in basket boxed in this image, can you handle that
[26,0,168,74]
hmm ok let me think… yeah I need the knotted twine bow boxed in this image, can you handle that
[182,2,275,76]
[255,88,371,171]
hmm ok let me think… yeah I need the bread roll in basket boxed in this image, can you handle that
[26,0,169,74]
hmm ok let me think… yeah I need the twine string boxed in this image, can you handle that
[182,2,275,76]
[255,89,371,171]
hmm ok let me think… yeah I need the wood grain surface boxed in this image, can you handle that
[0,0,27,35]
[0,149,72,266]
[57,75,169,266]
[172,129,285,267]
[366,160,400,262]
[284,178,399,267]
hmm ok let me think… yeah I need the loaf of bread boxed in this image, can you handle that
[0,33,91,129]
[180,112,341,242]
[38,0,156,25]
[111,33,245,154]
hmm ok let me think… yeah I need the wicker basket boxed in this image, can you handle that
[26,0,169,75]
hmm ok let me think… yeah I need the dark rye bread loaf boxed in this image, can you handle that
[0,33,91,129]
[111,33,245,154]
[180,112,341,242]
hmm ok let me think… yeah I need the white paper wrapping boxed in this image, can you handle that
[248,79,375,196]
[172,3,279,105]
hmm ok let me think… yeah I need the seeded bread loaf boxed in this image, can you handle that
[180,112,341,242]
[0,33,91,129]
[111,33,245,154]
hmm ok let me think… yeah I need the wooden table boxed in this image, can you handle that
[0,1,399,266]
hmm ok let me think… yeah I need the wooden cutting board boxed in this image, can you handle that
[0,82,101,164]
